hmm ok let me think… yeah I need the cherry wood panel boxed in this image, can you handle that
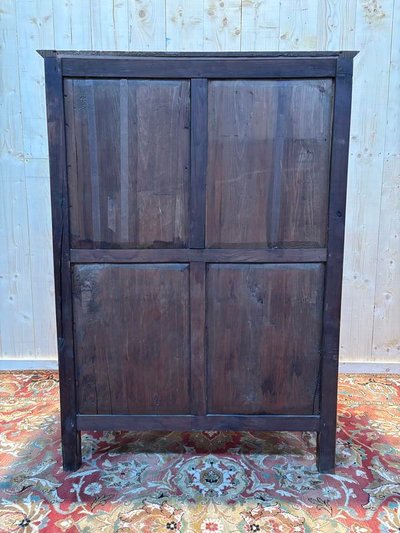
[206,79,333,248]
[64,79,190,249]
[72,264,190,414]
[206,263,324,414]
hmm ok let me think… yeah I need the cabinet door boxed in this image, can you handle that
[206,264,325,415]
[64,79,190,249]
[72,264,190,414]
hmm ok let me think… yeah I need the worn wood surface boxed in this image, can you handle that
[318,55,354,472]
[70,248,328,263]
[73,264,191,415]
[206,264,324,414]
[64,78,190,249]
[1,0,398,366]
[206,79,332,248]
[44,56,81,470]
[76,413,321,432]
[43,52,356,472]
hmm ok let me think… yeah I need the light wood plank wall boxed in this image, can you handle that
[0,0,399,363]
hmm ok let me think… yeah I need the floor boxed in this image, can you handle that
[0,372,399,532]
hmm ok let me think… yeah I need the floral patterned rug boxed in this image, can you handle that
[0,372,399,532]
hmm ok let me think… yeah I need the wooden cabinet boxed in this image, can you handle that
[41,51,356,472]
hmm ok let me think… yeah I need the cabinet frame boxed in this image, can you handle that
[41,51,356,473]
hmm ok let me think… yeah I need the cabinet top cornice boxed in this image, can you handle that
[37,50,358,59]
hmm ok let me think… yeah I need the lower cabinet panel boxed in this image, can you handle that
[206,263,325,415]
[72,264,190,414]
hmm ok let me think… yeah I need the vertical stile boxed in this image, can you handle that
[190,78,208,416]
[44,57,81,470]
[317,54,355,472]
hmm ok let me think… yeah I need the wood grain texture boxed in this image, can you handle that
[203,0,241,51]
[279,0,319,51]
[318,55,354,472]
[372,0,400,361]
[129,0,166,51]
[90,0,129,50]
[190,78,208,248]
[73,264,191,415]
[64,78,190,248]
[15,0,54,160]
[70,248,328,263]
[1,0,399,366]
[53,0,92,49]
[77,414,321,432]
[206,79,333,248]
[0,1,35,358]
[25,177,57,357]
[0,178,35,357]
[241,0,280,51]
[316,0,357,50]
[45,56,81,470]
[206,264,324,415]
[43,53,357,472]
[190,262,206,415]
[166,0,204,51]
[340,0,395,361]
[61,56,337,78]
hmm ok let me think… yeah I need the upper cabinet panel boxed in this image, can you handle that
[205,79,333,249]
[64,79,190,248]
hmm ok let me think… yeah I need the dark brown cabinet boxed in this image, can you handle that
[41,51,356,472]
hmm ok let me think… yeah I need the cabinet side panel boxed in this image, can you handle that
[72,264,191,414]
[64,79,190,249]
[206,263,324,414]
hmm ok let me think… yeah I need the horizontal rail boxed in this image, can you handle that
[62,57,337,79]
[70,248,327,263]
[77,414,320,432]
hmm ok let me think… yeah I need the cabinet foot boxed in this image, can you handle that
[62,427,82,471]
[316,430,336,473]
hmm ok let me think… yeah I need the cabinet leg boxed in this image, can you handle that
[316,429,336,473]
[61,422,82,471]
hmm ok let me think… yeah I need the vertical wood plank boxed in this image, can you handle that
[53,0,92,49]
[278,0,319,51]
[190,78,208,248]
[15,0,54,159]
[91,0,129,50]
[340,0,394,361]
[241,0,280,51]
[25,177,57,358]
[268,87,286,245]
[129,0,166,51]
[0,0,25,178]
[166,0,204,51]
[0,0,35,359]
[0,178,35,358]
[0,0,398,367]
[119,79,129,242]
[203,0,241,51]
[14,1,57,360]
[44,57,81,469]
[316,0,357,51]
[190,262,206,415]
[372,0,400,361]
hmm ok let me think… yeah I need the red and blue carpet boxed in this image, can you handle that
[0,372,399,532]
